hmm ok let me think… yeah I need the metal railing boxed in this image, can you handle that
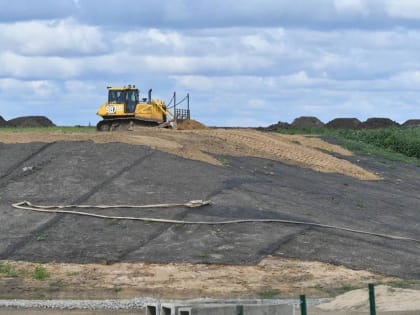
[175,108,190,121]
[299,283,377,315]
[167,92,190,123]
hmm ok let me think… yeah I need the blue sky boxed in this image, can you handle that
[1,0,420,126]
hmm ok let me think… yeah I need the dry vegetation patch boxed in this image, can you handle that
[0,257,399,299]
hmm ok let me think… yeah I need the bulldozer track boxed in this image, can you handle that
[116,207,193,261]
[97,118,160,131]
[0,142,55,184]
[257,226,313,256]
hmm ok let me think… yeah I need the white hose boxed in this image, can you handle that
[11,201,420,244]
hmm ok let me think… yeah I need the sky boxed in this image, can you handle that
[1,0,420,127]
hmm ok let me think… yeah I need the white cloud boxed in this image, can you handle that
[85,51,274,76]
[334,0,369,15]
[389,70,420,88]
[241,33,286,54]
[0,18,106,56]
[0,78,102,124]
[247,99,267,109]
[1,2,420,126]
[0,0,75,22]
[385,0,420,19]
[114,29,185,54]
[3,0,420,30]
[0,52,81,79]
[0,79,61,100]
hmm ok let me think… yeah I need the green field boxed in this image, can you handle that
[275,127,420,163]
[0,126,96,133]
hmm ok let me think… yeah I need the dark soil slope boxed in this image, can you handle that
[0,141,419,279]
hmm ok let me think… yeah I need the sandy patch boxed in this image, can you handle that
[316,285,420,312]
[0,257,398,299]
[0,128,380,180]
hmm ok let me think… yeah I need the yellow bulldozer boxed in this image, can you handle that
[96,85,189,131]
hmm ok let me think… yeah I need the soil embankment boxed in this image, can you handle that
[0,128,419,303]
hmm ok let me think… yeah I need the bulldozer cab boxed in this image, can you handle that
[108,87,139,113]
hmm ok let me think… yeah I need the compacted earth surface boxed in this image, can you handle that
[0,127,419,311]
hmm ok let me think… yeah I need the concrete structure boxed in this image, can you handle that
[161,303,189,315]
[177,305,236,315]
[146,298,330,315]
[177,304,293,315]
[146,302,161,315]
[146,302,294,315]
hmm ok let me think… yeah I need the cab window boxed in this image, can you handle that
[109,91,123,103]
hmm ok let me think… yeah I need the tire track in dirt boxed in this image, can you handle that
[197,129,379,180]
[116,205,197,261]
[0,142,55,184]
[257,226,313,257]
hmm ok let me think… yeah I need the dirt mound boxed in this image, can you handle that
[264,121,291,131]
[6,116,55,127]
[0,116,6,127]
[175,119,207,130]
[402,119,420,128]
[326,118,362,129]
[291,116,324,129]
[361,118,399,129]
[0,128,379,180]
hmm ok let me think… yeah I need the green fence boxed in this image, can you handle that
[299,283,377,315]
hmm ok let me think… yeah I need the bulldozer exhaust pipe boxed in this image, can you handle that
[148,89,152,104]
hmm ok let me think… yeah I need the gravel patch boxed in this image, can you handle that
[0,298,148,310]
[0,298,329,310]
